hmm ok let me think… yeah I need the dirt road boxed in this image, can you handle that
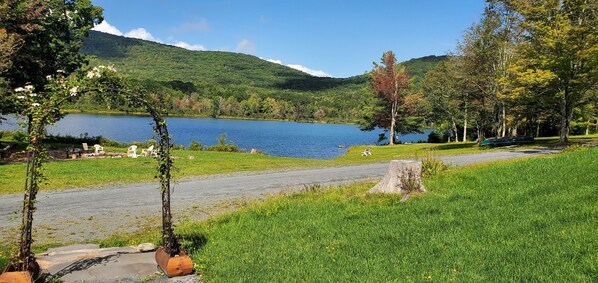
[0,147,560,244]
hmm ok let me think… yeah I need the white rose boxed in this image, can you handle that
[69,86,78,96]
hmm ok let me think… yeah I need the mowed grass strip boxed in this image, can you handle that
[0,150,322,194]
[0,142,519,195]
[1,134,597,194]
[172,147,597,282]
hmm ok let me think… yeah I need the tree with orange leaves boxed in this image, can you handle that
[362,51,419,145]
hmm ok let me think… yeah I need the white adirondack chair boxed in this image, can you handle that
[141,145,156,157]
[127,145,138,158]
[93,144,104,154]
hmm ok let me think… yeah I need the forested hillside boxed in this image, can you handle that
[74,31,444,122]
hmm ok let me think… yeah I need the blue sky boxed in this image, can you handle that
[92,0,486,78]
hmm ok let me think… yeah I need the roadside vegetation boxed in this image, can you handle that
[2,145,593,281]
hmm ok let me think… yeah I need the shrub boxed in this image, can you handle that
[12,131,27,142]
[205,133,242,152]
[189,140,203,151]
[99,137,126,147]
[302,184,323,193]
[400,169,422,193]
[421,158,449,177]
[43,133,102,145]
[171,143,186,150]
[427,130,449,143]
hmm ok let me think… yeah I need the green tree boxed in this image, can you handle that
[1,0,103,89]
[457,6,514,144]
[424,58,469,142]
[194,97,212,114]
[505,0,598,142]
[221,96,239,116]
[0,0,102,117]
[262,96,276,116]
[273,99,292,119]
[0,0,43,116]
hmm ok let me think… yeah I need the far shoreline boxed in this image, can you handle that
[61,109,361,126]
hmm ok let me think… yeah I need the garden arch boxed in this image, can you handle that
[6,86,182,276]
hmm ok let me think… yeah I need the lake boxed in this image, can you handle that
[0,114,430,159]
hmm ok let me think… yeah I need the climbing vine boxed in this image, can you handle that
[6,65,181,275]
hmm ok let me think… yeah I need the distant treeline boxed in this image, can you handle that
[65,76,370,122]
[70,31,445,122]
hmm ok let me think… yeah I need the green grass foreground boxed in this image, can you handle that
[0,147,596,280]
[169,147,597,282]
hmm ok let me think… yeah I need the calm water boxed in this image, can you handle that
[1,114,430,159]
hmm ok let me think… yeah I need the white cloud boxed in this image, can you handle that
[174,41,206,51]
[236,38,256,54]
[92,21,204,53]
[92,22,330,77]
[124,28,160,42]
[263,58,331,77]
[265,58,283,64]
[92,20,123,36]
[287,64,331,77]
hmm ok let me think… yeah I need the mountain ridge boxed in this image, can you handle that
[76,31,445,122]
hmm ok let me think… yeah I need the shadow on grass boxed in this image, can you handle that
[429,143,476,151]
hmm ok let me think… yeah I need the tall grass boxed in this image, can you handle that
[174,147,597,282]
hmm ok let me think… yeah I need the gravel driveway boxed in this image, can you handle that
[0,147,561,244]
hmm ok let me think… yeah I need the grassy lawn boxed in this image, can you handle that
[0,142,482,194]
[170,147,596,282]
[0,147,596,281]
[1,134,597,195]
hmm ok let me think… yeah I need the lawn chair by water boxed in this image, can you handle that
[361,147,372,156]
[0,143,14,159]
[141,145,157,157]
[93,144,104,155]
[127,145,138,158]
[82,143,93,153]
[66,146,82,159]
